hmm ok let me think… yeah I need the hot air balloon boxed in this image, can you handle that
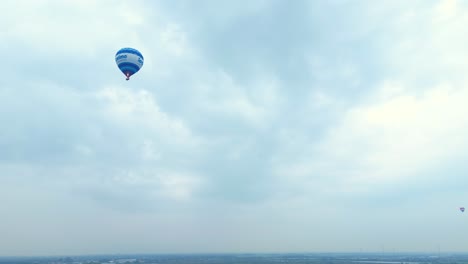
[115,47,144,80]
[460,207,465,213]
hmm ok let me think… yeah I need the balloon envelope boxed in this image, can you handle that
[115,47,144,80]
[460,207,465,212]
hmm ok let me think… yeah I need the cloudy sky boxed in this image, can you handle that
[1,0,468,256]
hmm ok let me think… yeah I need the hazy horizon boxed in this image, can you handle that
[1,0,468,256]
[1,251,468,259]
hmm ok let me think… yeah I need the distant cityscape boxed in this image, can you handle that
[1,253,468,264]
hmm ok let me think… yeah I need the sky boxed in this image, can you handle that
[1,0,468,256]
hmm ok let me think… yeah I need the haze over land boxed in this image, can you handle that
[2,253,468,264]
[1,0,468,256]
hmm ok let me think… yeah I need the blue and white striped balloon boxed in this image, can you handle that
[115,47,144,80]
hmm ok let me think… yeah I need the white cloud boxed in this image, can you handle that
[434,0,459,22]
[271,0,468,195]
[141,139,161,161]
[279,81,468,194]
[1,0,148,55]
[96,86,195,147]
[110,169,204,202]
[193,70,282,129]
[74,144,94,157]
[376,0,468,84]
[160,23,190,57]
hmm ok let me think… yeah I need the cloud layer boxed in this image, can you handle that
[1,0,468,256]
